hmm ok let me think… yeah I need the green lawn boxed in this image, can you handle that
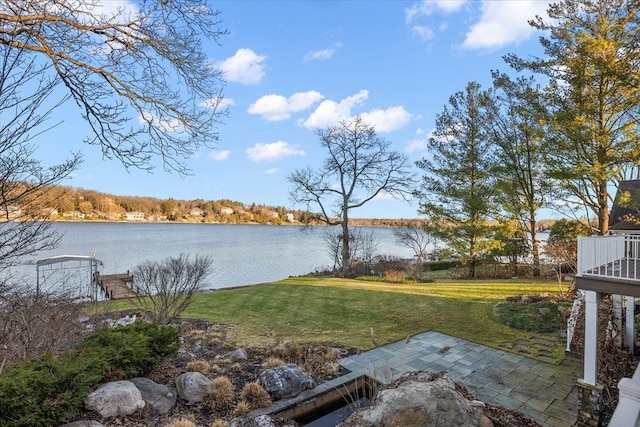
[179,276,569,361]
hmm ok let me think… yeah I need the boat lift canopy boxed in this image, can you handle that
[35,255,103,295]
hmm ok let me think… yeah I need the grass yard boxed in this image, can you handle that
[180,276,570,362]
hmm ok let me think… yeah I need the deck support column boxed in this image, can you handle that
[626,296,635,352]
[584,290,599,386]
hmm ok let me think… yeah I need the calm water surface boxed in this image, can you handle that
[13,223,414,290]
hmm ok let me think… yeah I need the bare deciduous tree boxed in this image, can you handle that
[0,43,82,272]
[289,117,414,274]
[392,223,434,265]
[0,0,227,175]
[0,283,84,373]
[132,254,213,325]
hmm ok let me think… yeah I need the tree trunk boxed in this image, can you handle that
[598,181,609,235]
[530,219,540,277]
[341,213,350,275]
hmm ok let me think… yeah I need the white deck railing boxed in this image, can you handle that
[609,362,640,426]
[577,234,640,282]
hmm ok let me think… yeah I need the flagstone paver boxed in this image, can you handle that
[338,330,581,427]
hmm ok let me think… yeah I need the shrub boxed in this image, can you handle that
[424,260,456,271]
[0,352,105,427]
[0,321,179,427]
[210,421,229,427]
[496,301,569,333]
[79,322,179,380]
[383,269,406,283]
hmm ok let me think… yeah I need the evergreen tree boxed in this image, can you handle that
[415,82,496,278]
[506,0,640,234]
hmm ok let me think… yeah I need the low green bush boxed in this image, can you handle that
[424,260,456,271]
[79,321,179,381]
[0,322,179,427]
[495,300,569,333]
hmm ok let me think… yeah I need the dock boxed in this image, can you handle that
[97,273,136,299]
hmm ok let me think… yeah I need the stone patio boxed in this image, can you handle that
[338,331,581,426]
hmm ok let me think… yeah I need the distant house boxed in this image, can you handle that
[574,180,640,425]
[190,208,204,217]
[219,207,234,215]
[286,213,295,222]
[123,212,145,221]
[63,210,85,219]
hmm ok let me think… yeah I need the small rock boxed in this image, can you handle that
[230,348,248,361]
[84,381,145,418]
[538,307,551,316]
[557,305,571,318]
[258,363,315,400]
[229,415,299,427]
[176,372,212,403]
[130,377,177,415]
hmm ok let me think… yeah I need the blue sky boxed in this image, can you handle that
[40,0,551,219]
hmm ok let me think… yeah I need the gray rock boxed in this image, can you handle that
[539,307,551,316]
[176,371,212,403]
[230,347,248,361]
[130,377,177,415]
[257,363,315,400]
[339,373,493,427]
[84,381,145,418]
[557,305,571,318]
[230,415,299,427]
[58,422,104,427]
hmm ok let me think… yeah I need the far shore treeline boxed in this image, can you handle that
[20,185,431,227]
[15,185,559,230]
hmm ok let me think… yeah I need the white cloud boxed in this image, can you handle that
[360,106,412,133]
[405,1,465,43]
[462,1,548,50]
[405,0,466,23]
[265,168,279,175]
[304,42,343,62]
[406,128,435,152]
[246,141,306,162]
[300,90,369,129]
[208,150,230,161]
[411,25,435,42]
[217,48,267,85]
[248,91,324,122]
[200,97,235,109]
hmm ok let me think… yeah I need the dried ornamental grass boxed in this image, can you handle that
[240,382,272,409]
[263,356,285,368]
[206,376,235,409]
[209,420,229,427]
[165,418,196,427]
[233,400,251,416]
[186,360,210,374]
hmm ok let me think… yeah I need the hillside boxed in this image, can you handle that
[33,186,419,227]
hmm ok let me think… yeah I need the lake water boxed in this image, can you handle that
[9,222,416,291]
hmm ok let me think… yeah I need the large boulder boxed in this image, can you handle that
[84,381,145,418]
[229,415,299,427]
[339,372,493,427]
[257,363,315,401]
[130,377,177,415]
[176,371,212,403]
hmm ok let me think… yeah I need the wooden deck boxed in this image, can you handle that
[97,273,136,299]
[584,258,640,281]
